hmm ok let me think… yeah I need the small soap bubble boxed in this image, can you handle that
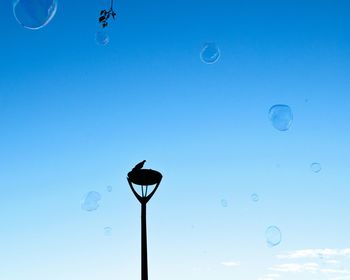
[311,162,322,173]
[95,30,110,46]
[251,193,259,202]
[81,191,101,211]
[269,104,293,131]
[221,199,228,207]
[13,0,57,30]
[106,185,113,192]
[200,42,220,64]
[104,227,112,236]
[265,225,282,247]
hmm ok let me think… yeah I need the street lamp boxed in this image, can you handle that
[127,161,163,280]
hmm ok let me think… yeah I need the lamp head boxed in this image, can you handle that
[128,169,162,186]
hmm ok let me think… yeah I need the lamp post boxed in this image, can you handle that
[127,161,162,280]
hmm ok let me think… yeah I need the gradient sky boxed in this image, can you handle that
[1,0,350,279]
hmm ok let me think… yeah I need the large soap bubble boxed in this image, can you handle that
[265,225,282,247]
[81,191,101,212]
[269,104,293,131]
[200,42,220,64]
[13,0,58,30]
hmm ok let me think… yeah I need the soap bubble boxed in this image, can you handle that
[265,225,282,247]
[200,42,220,64]
[311,162,322,173]
[13,0,57,30]
[95,30,109,46]
[106,185,113,192]
[220,199,228,207]
[81,191,101,211]
[104,227,112,236]
[251,193,259,202]
[268,104,293,131]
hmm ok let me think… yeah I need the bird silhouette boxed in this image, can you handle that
[132,160,146,171]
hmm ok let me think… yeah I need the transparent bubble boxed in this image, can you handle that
[106,185,113,192]
[220,199,228,207]
[13,0,57,30]
[268,104,293,131]
[104,226,112,236]
[266,225,282,247]
[81,191,101,211]
[251,193,259,202]
[95,30,110,46]
[200,42,220,64]
[311,162,322,173]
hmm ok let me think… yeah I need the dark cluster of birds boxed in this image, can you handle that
[98,0,117,28]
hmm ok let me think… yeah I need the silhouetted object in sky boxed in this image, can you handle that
[132,160,146,171]
[98,0,117,28]
[127,161,163,280]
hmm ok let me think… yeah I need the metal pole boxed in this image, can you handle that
[141,202,148,280]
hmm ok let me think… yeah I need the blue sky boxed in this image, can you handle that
[1,0,350,279]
